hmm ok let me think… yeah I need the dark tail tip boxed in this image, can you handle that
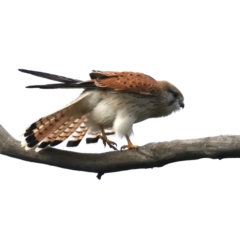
[86,136,100,144]
[50,140,62,147]
[67,140,81,147]
[38,142,50,149]
[27,140,39,148]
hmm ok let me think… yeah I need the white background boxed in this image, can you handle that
[1,0,240,239]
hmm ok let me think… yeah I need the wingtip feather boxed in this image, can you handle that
[19,69,31,74]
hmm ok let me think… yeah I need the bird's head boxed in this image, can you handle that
[158,81,184,115]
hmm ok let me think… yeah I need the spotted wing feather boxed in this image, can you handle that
[21,69,161,95]
[92,71,162,95]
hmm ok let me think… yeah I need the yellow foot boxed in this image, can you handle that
[121,135,138,150]
[99,136,118,151]
[121,144,138,151]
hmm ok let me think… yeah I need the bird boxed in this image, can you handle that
[19,69,184,151]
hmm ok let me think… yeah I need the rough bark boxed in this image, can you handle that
[1,124,240,179]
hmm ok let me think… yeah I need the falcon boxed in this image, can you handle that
[19,69,184,151]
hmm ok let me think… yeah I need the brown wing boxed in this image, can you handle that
[91,71,162,95]
[23,69,162,94]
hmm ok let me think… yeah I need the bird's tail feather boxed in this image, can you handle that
[21,90,93,151]
[66,119,89,147]
[21,106,76,150]
[36,116,87,151]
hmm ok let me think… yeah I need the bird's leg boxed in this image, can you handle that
[121,135,138,150]
[99,126,118,151]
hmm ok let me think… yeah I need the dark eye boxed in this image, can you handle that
[170,90,178,98]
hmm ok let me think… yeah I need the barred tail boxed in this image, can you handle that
[66,117,88,147]
[21,91,93,151]
[22,106,78,150]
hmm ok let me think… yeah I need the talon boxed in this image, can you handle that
[121,135,138,150]
[99,135,118,151]
[121,144,138,151]
[98,126,118,151]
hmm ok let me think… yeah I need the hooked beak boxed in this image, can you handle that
[180,102,185,108]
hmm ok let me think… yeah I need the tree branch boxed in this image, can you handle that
[1,124,240,179]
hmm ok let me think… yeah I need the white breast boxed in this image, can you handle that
[84,90,154,136]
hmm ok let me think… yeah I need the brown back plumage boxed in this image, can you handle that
[91,70,162,95]
[23,69,162,95]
